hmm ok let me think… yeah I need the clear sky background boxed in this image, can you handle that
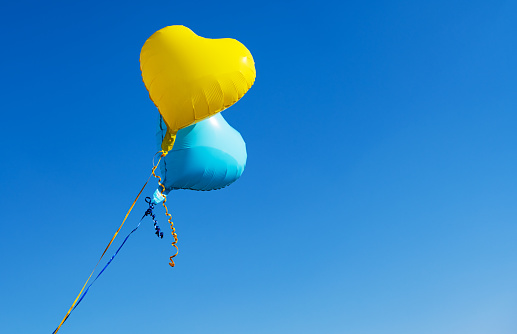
[1,1,516,333]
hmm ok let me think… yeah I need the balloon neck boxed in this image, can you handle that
[151,189,167,204]
[161,128,177,153]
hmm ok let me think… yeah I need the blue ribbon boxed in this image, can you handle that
[52,198,159,333]
[73,221,142,310]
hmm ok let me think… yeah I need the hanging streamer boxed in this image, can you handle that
[151,155,179,267]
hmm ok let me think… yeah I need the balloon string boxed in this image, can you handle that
[52,153,162,334]
[152,151,179,267]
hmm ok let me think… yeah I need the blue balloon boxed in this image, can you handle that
[151,113,247,203]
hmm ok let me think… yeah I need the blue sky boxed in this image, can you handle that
[1,1,516,333]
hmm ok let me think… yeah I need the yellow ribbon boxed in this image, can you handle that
[53,153,163,334]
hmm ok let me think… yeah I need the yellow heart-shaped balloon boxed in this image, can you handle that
[140,25,256,153]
